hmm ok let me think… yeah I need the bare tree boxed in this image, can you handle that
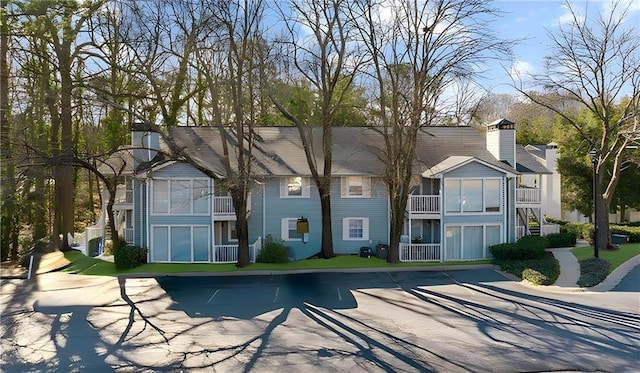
[353,0,513,262]
[271,0,363,259]
[197,0,269,267]
[514,0,640,252]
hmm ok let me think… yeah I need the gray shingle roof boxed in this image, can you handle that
[516,145,552,174]
[163,125,523,178]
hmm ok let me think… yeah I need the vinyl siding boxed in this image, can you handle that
[445,162,505,178]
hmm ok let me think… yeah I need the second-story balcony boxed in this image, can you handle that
[407,195,441,217]
[113,184,133,210]
[213,195,251,220]
[516,187,541,205]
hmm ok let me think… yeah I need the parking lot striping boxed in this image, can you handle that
[273,287,279,303]
[442,272,476,295]
[337,286,342,301]
[206,289,220,304]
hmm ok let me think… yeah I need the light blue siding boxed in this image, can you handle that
[446,162,504,178]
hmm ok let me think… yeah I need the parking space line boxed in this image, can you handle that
[273,287,279,303]
[206,289,220,304]
[337,286,342,301]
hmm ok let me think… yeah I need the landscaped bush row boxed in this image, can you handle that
[576,258,611,287]
[493,252,560,285]
[490,235,560,285]
[489,235,548,260]
[557,221,639,243]
[610,225,640,243]
[114,246,147,270]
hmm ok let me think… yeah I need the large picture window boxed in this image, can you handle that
[445,225,502,260]
[151,225,210,262]
[445,178,501,214]
[152,178,211,215]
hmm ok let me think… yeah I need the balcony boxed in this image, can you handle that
[211,237,262,263]
[516,187,541,206]
[113,184,134,210]
[406,195,440,217]
[213,195,251,220]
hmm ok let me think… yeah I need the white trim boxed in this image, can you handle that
[150,177,211,215]
[150,224,211,263]
[444,224,503,260]
[281,218,303,241]
[280,176,311,198]
[341,176,372,198]
[228,221,238,242]
[422,156,518,179]
[444,177,503,215]
[342,217,369,241]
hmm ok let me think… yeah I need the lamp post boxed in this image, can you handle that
[589,149,599,258]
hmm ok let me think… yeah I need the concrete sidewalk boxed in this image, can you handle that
[546,242,640,292]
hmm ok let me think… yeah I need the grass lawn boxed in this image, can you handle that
[62,250,491,276]
[572,243,640,272]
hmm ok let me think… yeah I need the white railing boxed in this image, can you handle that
[541,224,560,236]
[516,188,541,204]
[516,226,526,240]
[399,243,441,262]
[212,237,262,263]
[213,196,235,215]
[407,195,440,214]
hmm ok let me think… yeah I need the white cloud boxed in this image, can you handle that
[510,60,535,80]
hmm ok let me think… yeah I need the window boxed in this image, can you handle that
[152,179,211,214]
[445,225,502,260]
[445,178,501,214]
[341,176,371,198]
[343,217,369,240]
[485,179,500,212]
[228,222,238,241]
[281,218,304,241]
[445,179,461,212]
[280,177,310,198]
[151,225,210,262]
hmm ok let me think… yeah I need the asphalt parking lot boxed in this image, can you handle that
[1,268,639,372]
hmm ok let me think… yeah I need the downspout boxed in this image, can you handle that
[262,182,266,242]
[145,178,150,263]
[505,177,510,242]
[440,177,444,262]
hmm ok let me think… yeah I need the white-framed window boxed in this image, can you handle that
[343,217,369,241]
[341,176,371,198]
[151,225,210,262]
[151,178,211,215]
[281,218,304,241]
[445,178,502,214]
[228,221,238,242]
[445,224,502,260]
[280,176,310,198]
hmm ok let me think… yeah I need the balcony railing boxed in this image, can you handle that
[407,195,440,214]
[399,243,441,262]
[114,184,134,205]
[213,196,235,215]
[516,188,541,204]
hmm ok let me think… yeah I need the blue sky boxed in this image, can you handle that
[486,0,640,94]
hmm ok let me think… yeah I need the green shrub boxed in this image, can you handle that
[494,252,560,285]
[577,258,611,287]
[256,235,288,263]
[515,235,548,259]
[114,246,147,270]
[545,232,577,248]
[489,242,520,260]
[561,222,593,241]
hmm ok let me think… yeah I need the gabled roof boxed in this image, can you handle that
[148,125,520,178]
[421,155,518,178]
[98,147,134,176]
[517,145,552,174]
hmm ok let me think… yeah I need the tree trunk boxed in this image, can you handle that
[232,189,251,267]
[106,191,121,253]
[318,184,334,259]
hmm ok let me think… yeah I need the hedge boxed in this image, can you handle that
[114,246,148,270]
[493,252,560,285]
[546,232,577,248]
[256,235,288,263]
[489,235,547,260]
